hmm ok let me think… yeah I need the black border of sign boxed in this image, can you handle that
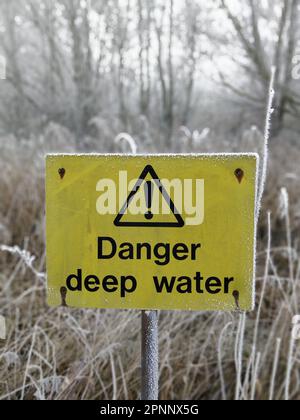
[114,165,185,228]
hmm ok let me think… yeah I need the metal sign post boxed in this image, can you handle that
[141,310,158,400]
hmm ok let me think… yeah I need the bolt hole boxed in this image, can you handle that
[233,290,240,311]
[60,286,68,307]
[234,168,244,183]
[58,168,66,179]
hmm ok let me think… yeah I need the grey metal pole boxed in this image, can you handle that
[141,310,159,400]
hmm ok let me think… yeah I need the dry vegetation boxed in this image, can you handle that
[0,125,299,400]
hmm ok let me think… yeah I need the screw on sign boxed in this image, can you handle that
[46,154,259,400]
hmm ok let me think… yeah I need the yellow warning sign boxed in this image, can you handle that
[46,154,258,311]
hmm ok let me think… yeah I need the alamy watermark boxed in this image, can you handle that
[0,54,6,80]
[292,41,300,80]
[95,171,205,226]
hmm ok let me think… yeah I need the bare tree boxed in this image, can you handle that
[137,0,152,117]
[154,0,176,148]
[1,0,299,145]
[219,0,300,133]
[181,0,200,126]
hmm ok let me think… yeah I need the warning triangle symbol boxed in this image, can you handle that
[114,165,185,228]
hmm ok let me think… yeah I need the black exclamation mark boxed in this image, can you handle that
[144,181,154,220]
